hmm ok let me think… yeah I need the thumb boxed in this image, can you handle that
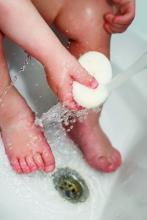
[72,67,98,89]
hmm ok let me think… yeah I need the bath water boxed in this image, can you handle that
[0,115,116,220]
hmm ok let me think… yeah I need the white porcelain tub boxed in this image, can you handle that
[0,1,147,219]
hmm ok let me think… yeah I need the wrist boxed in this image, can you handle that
[44,43,75,75]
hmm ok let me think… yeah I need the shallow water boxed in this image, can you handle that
[0,67,115,220]
[0,122,118,220]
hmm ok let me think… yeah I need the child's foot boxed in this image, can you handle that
[68,111,121,173]
[0,88,55,174]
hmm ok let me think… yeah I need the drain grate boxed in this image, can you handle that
[52,168,89,203]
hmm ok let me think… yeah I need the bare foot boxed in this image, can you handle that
[68,111,121,173]
[0,88,55,174]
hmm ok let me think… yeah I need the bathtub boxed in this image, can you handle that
[0,1,147,219]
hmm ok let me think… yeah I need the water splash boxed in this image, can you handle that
[38,103,101,133]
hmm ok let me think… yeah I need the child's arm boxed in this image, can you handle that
[0,0,97,110]
[104,0,135,33]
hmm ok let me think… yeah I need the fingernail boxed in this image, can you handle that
[91,80,98,89]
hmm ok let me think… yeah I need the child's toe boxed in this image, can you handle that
[19,158,30,173]
[89,156,112,172]
[102,150,122,173]
[33,153,45,170]
[42,150,55,172]
[26,156,38,172]
[87,149,122,173]
[11,158,22,173]
[97,157,111,171]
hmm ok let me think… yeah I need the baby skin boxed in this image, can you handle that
[0,34,55,173]
[0,0,135,173]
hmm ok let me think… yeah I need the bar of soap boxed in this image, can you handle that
[73,51,112,108]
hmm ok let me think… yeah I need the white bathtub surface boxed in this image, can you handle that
[0,28,147,220]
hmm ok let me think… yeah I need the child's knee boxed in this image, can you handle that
[56,0,112,45]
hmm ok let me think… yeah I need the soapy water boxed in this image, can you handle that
[1,114,147,220]
[1,128,147,220]
[0,120,116,220]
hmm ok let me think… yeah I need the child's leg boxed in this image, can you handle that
[0,33,55,173]
[0,0,95,110]
[54,0,121,172]
[0,0,63,64]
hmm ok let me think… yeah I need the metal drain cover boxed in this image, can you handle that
[52,168,89,203]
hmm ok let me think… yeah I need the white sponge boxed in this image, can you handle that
[73,51,112,108]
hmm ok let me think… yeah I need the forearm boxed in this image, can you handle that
[0,0,66,65]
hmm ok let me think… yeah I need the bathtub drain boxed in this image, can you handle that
[52,168,89,203]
